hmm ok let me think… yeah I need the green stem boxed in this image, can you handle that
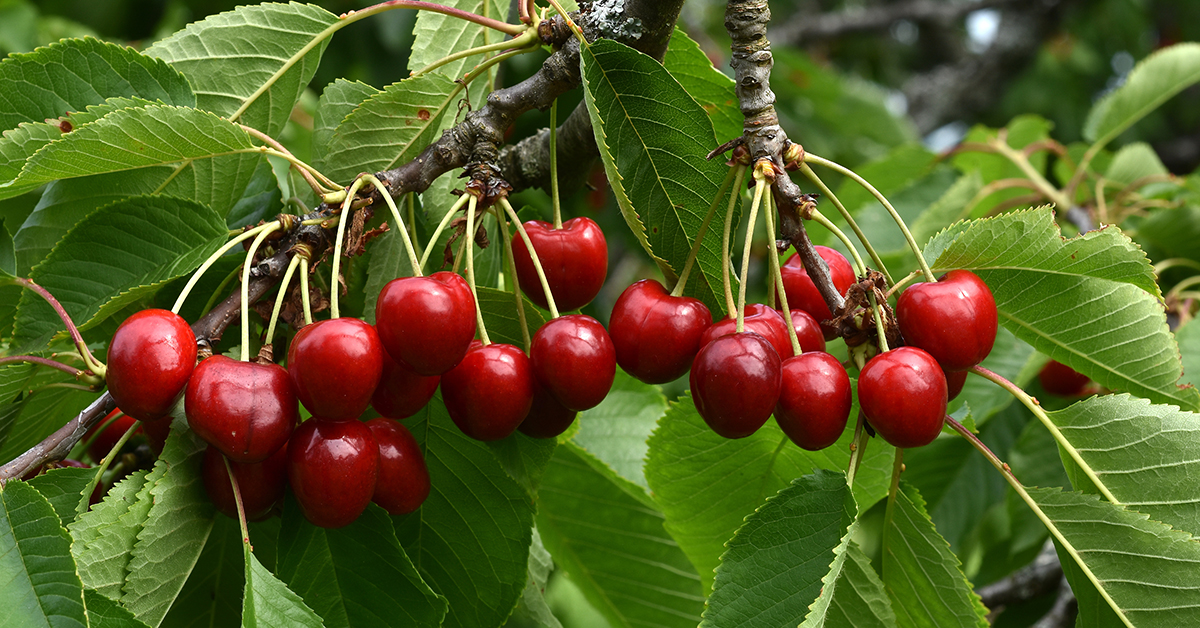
[174,223,274,314]
[264,254,303,344]
[809,209,866,276]
[988,137,1072,210]
[869,290,889,353]
[419,194,471,272]
[1152,257,1200,275]
[240,125,338,194]
[407,193,423,262]
[798,162,892,284]
[845,413,869,489]
[550,99,563,229]
[240,223,282,362]
[223,457,252,546]
[331,177,370,319]
[501,198,559,318]
[0,355,88,378]
[362,174,422,276]
[300,257,313,326]
[75,411,122,461]
[736,174,767,333]
[672,165,742,298]
[1167,275,1200,300]
[77,419,141,518]
[464,196,490,345]
[720,171,743,317]
[884,269,922,299]
[199,263,244,319]
[412,27,537,77]
[763,190,802,356]
[496,209,531,351]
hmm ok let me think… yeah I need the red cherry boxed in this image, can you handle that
[774,352,852,451]
[440,342,535,441]
[371,349,440,419]
[783,309,827,354]
[511,217,608,312]
[779,246,856,338]
[185,355,297,464]
[858,347,947,448]
[287,419,378,528]
[530,315,616,411]
[83,410,141,462]
[946,369,967,401]
[287,318,384,421]
[689,332,782,439]
[142,416,172,456]
[701,304,793,360]
[106,309,197,421]
[609,279,712,384]
[519,378,579,439]
[201,444,288,521]
[375,271,476,376]
[366,419,430,515]
[1038,360,1091,397]
[897,270,997,371]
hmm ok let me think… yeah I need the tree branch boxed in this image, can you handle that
[771,0,1019,46]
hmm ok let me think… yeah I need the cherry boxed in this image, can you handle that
[371,350,440,419]
[779,246,856,338]
[288,317,384,421]
[83,410,141,462]
[774,352,852,451]
[530,315,616,411]
[185,355,297,464]
[946,369,968,402]
[608,279,712,384]
[201,444,287,521]
[106,309,197,421]
[689,331,782,439]
[1038,360,1091,397]
[366,419,430,515]
[511,217,607,312]
[440,342,535,441]
[701,304,793,360]
[142,416,172,456]
[896,270,997,372]
[287,419,378,528]
[784,309,827,354]
[375,271,476,376]
[857,347,947,448]
[519,379,578,439]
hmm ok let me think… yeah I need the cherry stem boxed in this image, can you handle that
[75,411,121,461]
[845,413,869,488]
[988,136,1071,211]
[77,418,140,518]
[464,195,491,345]
[174,222,275,315]
[412,26,538,78]
[300,257,313,326]
[869,290,890,353]
[672,165,743,299]
[331,177,371,319]
[736,170,768,333]
[805,153,934,283]
[881,446,904,562]
[223,457,253,546]
[451,231,468,275]
[0,355,91,379]
[797,162,892,285]
[544,0,584,42]
[720,170,742,317]
[13,278,106,378]
[264,254,303,344]
[550,99,563,229]
[343,0,524,36]
[1166,275,1200,301]
[200,264,244,319]
[240,223,282,362]
[362,174,423,277]
[419,194,471,272]
[240,125,338,195]
[885,269,922,300]
[501,198,560,318]
[407,193,423,262]
[969,365,1121,504]
[763,189,802,356]
[809,209,866,277]
[496,208,531,351]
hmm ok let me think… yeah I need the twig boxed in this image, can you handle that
[771,0,1020,45]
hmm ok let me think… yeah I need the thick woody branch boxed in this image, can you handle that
[978,541,1063,609]
[770,0,1018,45]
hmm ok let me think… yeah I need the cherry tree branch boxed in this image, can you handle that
[770,0,1019,45]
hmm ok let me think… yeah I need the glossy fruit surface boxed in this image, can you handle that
[288,419,378,528]
[511,217,607,312]
[775,352,853,451]
[897,270,997,371]
[530,315,616,411]
[858,347,947,448]
[288,318,383,421]
[375,272,476,376]
[106,309,197,421]
[440,342,535,441]
[84,410,141,462]
[366,419,430,515]
[946,369,968,401]
[519,379,578,438]
[371,349,440,419]
[779,246,856,336]
[609,279,712,384]
[783,309,827,354]
[701,304,793,360]
[201,444,288,521]
[690,332,782,439]
[185,355,297,463]
[1039,360,1091,397]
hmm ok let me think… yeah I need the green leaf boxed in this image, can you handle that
[311,79,379,176]
[949,116,1052,217]
[925,209,1199,410]
[12,195,227,351]
[1105,142,1168,186]
[406,0,508,81]
[700,470,853,628]
[882,482,988,628]
[69,469,153,601]
[0,216,13,277]
[581,38,734,315]
[949,326,1037,427]
[832,144,937,216]
[26,466,96,528]
[145,2,339,138]
[1137,205,1200,264]
[663,28,741,143]
[1084,43,1200,146]
[506,528,563,628]
[800,532,897,628]
[1179,319,1200,391]
[84,589,151,628]
[0,479,88,628]
[243,545,324,628]
[159,515,242,628]
[569,368,666,490]
[537,443,704,628]
[0,383,95,464]
[908,172,983,249]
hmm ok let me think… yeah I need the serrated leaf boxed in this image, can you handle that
[507,528,562,628]
[949,116,1052,218]
[158,515,242,628]
[800,532,897,628]
[311,79,379,175]
[908,172,982,248]
[663,28,741,143]
[69,469,152,601]
[570,368,666,490]
[406,0,508,81]
[1105,142,1168,186]
[84,589,151,628]
[1084,43,1200,146]
[26,466,96,528]
[0,480,87,628]
[0,382,95,464]
[243,544,324,628]
[700,470,853,628]
[145,2,339,138]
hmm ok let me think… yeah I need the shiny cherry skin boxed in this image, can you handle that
[775,352,853,451]
[511,217,608,312]
[530,315,616,411]
[783,309,827,354]
[690,331,782,439]
[440,342,536,441]
[288,418,378,528]
[897,270,997,372]
[375,271,476,376]
[106,309,197,421]
[779,246,856,337]
[371,349,440,419]
[1038,360,1091,397]
[701,304,793,360]
[288,318,383,421]
[609,279,712,384]
[366,419,430,515]
[858,347,947,448]
[946,369,968,402]
[519,380,578,438]
[185,355,297,464]
[84,410,141,462]
[201,444,288,521]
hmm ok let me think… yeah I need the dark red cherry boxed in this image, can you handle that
[288,419,378,528]
[779,246,856,338]
[897,270,997,372]
[201,444,287,521]
[701,304,793,360]
[530,315,616,411]
[1038,360,1091,397]
[185,355,297,464]
[142,416,172,456]
[366,419,430,515]
[371,349,440,419]
[609,279,712,384]
[106,309,197,421]
[83,410,141,462]
[775,352,853,451]
[946,369,968,401]
[440,342,535,441]
[858,347,947,448]
[288,317,383,421]
[519,378,579,439]
[375,271,476,376]
[511,217,608,312]
[783,309,827,354]
[690,331,782,439]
